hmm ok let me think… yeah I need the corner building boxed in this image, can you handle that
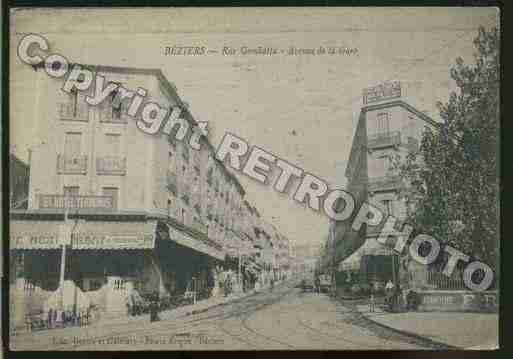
[9,64,262,327]
[332,81,437,287]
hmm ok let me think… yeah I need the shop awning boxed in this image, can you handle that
[167,226,225,261]
[10,219,157,250]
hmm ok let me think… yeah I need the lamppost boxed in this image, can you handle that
[58,198,80,312]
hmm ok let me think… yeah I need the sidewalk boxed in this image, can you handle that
[93,289,257,326]
[11,289,257,347]
[356,305,499,349]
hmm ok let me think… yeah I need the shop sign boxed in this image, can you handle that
[10,233,61,249]
[10,232,155,249]
[363,81,401,104]
[58,223,73,245]
[39,194,115,210]
[11,220,157,250]
[417,290,498,312]
[72,233,155,249]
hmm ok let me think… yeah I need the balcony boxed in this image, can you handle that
[367,131,401,151]
[57,154,88,174]
[367,175,402,193]
[59,102,88,122]
[166,171,177,195]
[96,156,126,175]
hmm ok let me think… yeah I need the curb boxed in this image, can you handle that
[335,297,462,350]
[353,309,462,350]
[337,295,367,301]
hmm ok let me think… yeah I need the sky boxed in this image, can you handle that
[9,7,499,254]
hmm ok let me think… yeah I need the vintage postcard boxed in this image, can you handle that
[7,7,500,351]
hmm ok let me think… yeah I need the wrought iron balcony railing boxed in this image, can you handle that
[367,175,402,193]
[96,156,126,175]
[367,131,401,150]
[57,154,88,174]
[59,102,88,121]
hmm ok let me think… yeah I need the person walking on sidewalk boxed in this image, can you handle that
[369,292,376,313]
[47,308,53,329]
[314,276,321,295]
[150,292,160,322]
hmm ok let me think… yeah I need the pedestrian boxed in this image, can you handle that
[85,306,91,326]
[47,308,53,329]
[25,314,32,333]
[150,292,160,322]
[406,290,418,311]
[369,293,376,313]
[314,277,321,295]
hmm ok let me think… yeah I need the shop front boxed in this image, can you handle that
[10,216,158,329]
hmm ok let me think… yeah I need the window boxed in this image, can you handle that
[375,155,391,176]
[182,146,189,163]
[112,100,122,121]
[376,112,390,135]
[382,200,393,216]
[71,89,78,117]
[207,167,213,186]
[63,186,79,197]
[104,134,121,155]
[64,132,82,155]
[102,187,119,207]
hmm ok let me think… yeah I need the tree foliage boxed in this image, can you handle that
[397,27,499,273]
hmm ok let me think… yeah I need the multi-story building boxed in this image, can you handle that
[332,81,437,286]
[9,63,286,327]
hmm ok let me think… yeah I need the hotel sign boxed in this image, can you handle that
[10,233,155,249]
[39,194,115,210]
[10,220,156,250]
[363,81,401,105]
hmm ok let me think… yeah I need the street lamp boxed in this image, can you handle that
[58,200,80,312]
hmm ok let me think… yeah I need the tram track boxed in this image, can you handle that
[46,285,296,350]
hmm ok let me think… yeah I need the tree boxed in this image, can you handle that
[396,27,500,277]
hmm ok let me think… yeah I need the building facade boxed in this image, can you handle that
[9,63,290,329]
[332,81,438,287]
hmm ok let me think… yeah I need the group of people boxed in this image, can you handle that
[25,307,92,332]
[369,280,419,313]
